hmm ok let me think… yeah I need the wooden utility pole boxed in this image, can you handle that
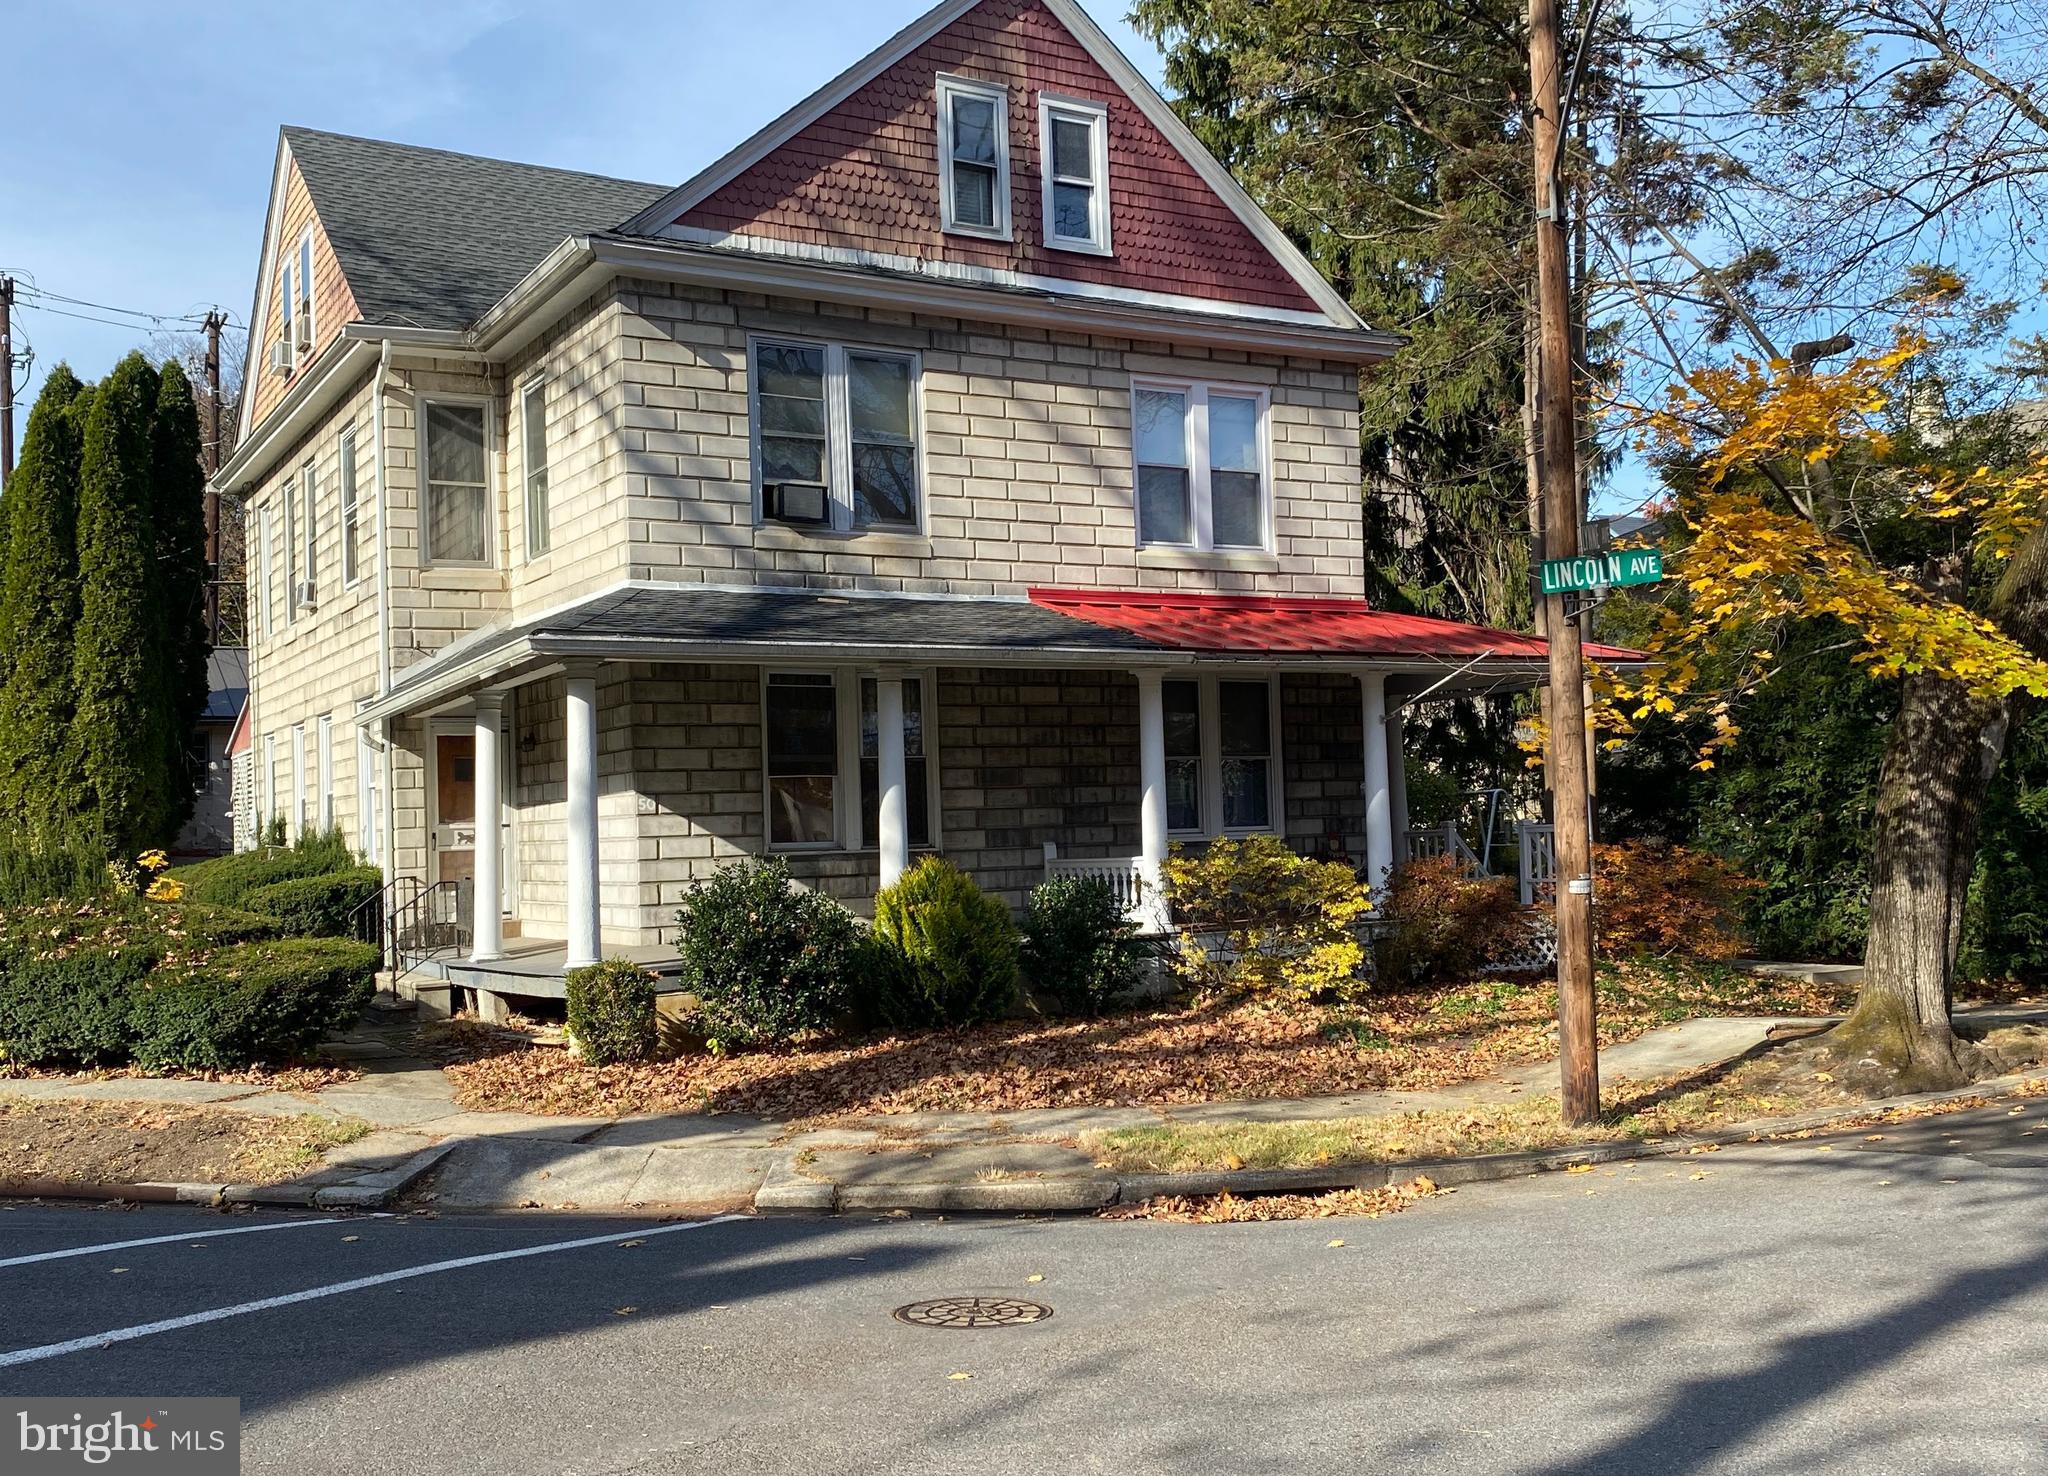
[202,310,225,640]
[1,277,15,489]
[1531,0,1600,1124]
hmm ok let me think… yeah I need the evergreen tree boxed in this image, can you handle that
[151,359,211,842]
[71,352,166,853]
[0,367,90,834]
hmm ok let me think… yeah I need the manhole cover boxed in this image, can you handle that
[893,1296,1053,1329]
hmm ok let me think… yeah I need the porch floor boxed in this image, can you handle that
[419,937,688,1000]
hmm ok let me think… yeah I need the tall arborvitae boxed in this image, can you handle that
[0,367,90,834]
[151,360,212,843]
[72,352,166,853]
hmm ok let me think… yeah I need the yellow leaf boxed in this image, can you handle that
[1326,1238,1346,1248]
[948,1372,975,1381]
[614,1306,638,1316]
[1026,1274,1045,1283]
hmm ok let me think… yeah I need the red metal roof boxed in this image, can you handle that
[1027,588,1642,663]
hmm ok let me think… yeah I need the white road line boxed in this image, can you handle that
[0,1215,750,1369]
[0,1215,387,1270]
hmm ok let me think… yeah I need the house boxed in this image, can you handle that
[213,0,1616,1013]
[173,646,250,857]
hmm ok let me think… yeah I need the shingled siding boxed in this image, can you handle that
[614,279,1365,599]
[247,150,360,429]
[679,0,1319,314]
[484,662,1367,940]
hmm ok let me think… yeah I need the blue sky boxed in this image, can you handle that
[0,0,1159,448]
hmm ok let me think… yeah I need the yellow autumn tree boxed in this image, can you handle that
[1601,333,2048,1087]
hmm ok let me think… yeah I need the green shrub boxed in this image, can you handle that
[0,933,374,1070]
[1021,875,1144,1016]
[0,898,278,958]
[866,858,1020,1028]
[674,858,858,1047]
[1161,835,1375,1002]
[0,829,111,907]
[245,866,385,939]
[128,939,378,1071]
[1373,855,1528,986]
[170,830,356,911]
[565,958,657,1065]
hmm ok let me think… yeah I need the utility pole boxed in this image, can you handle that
[202,310,225,641]
[1531,0,1600,1124]
[1,277,15,490]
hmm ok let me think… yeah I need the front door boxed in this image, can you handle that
[432,734,477,886]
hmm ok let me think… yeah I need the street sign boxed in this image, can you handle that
[1538,547,1664,596]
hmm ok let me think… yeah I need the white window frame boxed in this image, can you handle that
[276,257,295,370]
[339,423,361,588]
[257,503,275,638]
[299,458,318,610]
[261,732,277,833]
[418,394,495,568]
[748,335,925,535]
[1163,673,1284,841]
[521,376,551,560]
[296,229,315,353]
[760,667,942,855]
[283,474,300,624]
[1038,93,1112,255]
[291,722,307,840]
[1131,377,1274,554]
[317,715,334,832]
[357,726,381,863]
[936,73,1011,240]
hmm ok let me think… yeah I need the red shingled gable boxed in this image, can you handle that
[1029,589,1645,663]
[676,0,1322,315]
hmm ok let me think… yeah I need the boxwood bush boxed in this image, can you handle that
[244,866,385,939]
[170,831,357,912]
[565,958,658,1065]
[866,858,1019,1028]
[1021,875,1145,1017]
[674,858,859,1047]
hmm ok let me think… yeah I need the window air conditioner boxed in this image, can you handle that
[296,581,318,610]
[294,315,314,352]
[269,341,294,377]
[764,482,831,527]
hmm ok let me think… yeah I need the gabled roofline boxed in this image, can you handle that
[616,0,1366,332]
[236,132,294,451]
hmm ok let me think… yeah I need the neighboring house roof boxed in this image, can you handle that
[1029,590,1644,664]
[280,126,669,330]
[202,645,250,723]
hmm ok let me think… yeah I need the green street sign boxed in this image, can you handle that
[1539,547,1665,596]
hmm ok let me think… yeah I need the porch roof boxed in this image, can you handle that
[359,580,1634,724]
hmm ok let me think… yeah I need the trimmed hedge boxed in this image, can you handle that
[244,866,385,940]
[674,858,859,1047]
[1021,875,1144,1017]
[866,858,1020,1028]
[565,958,658,1065]
[169,831,356,911]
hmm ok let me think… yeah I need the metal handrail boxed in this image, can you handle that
[348,874,422,972]
[379,877,473,969]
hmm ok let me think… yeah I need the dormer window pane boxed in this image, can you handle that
[1041,97,1109,251]
[951,96,999,229]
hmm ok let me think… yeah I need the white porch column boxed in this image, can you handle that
[564,661,602,971]
[470,692,505,963]
[875,672,910,890]
[1359,671,1394,890]
[1135,668,1171,931]
[1387,706,1410,868]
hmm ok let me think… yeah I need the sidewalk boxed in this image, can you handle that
[1,1011,1851,1213]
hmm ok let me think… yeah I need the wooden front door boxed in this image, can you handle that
[433,734,477,886]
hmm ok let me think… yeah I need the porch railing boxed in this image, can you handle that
[1517,822,1558,907]
[1042,843,1169,933]
[348,874,424,973]
[1404,822,1483,875]
[386,877,473,965]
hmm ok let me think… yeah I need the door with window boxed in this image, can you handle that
[431,734,477,886]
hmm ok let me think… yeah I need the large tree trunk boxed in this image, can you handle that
[1838,672,2006,1088]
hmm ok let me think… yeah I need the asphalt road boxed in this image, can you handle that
[4,1101,2048,1475]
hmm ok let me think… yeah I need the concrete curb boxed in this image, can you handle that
[0,1141,457,1213]
[749,1066,2048,1215]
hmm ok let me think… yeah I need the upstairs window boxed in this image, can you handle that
[1133,380,1270,552]
[522,379,551,559]
[753,338,920,533]
[339,425,361,586]
[276,258,295,368]
[283,473,300,623]
[299,459,318,608]
[938,74,1010,238]
[422,400,491,566]
[257,504,275,637]
[295,230,315,354]
[1039,95,1110,253]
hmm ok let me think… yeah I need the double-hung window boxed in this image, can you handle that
[938,74,1010,237]
[1039,95,1110,253]
[764,673,839,847]
[295,231,315,352]
[421,400,490,565]
[299,460,318,607]
[860,676,930,848]
[1161,676,1280,837]
[522,379,551,559]
[276,260,295,369]
[257,504,275,637]
[764,670,939,851]
[753,339,920,532]
[283,475,300,623]
[338,425,361,586]
[1134,381,1271,552]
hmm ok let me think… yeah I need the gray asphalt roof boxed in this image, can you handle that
[282,127,669,331]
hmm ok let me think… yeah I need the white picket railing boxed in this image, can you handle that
[1403,822,1483,875]
[1042,843,1168,932]
[1518,822,1558,907]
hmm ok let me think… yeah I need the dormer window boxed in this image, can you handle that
[1039,95,1110,254]
[295,230,315,352]
[937,74,1010,238]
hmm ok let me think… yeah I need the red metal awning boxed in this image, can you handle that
[1027,588,1642,663]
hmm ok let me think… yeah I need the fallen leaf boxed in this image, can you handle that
[1864,1134,1885,1142]
[1689,1172,1707,1181]
[1025,1274,1044,1283]
[1566,1163,1595,1175]
[948,1372,974,1381]
[1814,1071,1834,1082]
[614,1306,638,1316]
[110,1267,127,1274]
[1326,1238,1346,1248]
[619,1239,645,1248]
[341,1235,359,1243]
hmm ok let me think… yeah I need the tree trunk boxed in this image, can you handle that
[1839,671,2006,1088]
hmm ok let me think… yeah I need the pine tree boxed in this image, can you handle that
[72,352,166,853]
[0,367,90,835]
[151,359,211,843]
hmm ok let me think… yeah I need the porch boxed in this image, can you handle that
[356,584,1610,991]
